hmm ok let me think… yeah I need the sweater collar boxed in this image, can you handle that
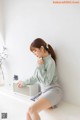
[43,54,51,61]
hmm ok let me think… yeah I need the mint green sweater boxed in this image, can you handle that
[23,55,60,91]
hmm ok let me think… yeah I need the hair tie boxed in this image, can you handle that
[46,43,49,49]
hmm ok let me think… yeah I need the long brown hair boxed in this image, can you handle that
[30,38,56,62]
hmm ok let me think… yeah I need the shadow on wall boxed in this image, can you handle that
[55,43,80,106]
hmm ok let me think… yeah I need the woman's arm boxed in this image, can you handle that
[37,59,56,85]
[17,69,38,87]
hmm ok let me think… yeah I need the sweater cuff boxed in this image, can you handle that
[22,81,27,87]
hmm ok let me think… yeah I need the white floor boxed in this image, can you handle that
[0,87,80,120]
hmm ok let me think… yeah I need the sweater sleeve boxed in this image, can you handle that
[23,69,38,86]
[37,60,56,85]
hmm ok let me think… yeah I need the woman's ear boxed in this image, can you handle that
[40,46,44,51]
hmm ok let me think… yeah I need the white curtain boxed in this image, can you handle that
[0,32,5,85]
[0,65,4,85]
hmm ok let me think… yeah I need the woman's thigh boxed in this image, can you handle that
[29,97,52,113]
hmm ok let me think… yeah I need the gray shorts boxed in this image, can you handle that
[30,87,63,106]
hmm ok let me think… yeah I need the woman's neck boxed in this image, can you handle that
[42,51,49,58]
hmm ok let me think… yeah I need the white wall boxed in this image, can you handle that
[0,0,4,35]
[0,0,2,32]
[3,0,80,106]
[0,0,5,52]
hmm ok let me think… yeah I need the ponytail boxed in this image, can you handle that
[45,44,56,62]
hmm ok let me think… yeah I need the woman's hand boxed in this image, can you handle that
[17,81,24,88]
[38,57,44,65]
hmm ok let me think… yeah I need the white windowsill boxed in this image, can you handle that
[0,86,33,104]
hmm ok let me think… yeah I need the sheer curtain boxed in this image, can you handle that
[0,32,8,86]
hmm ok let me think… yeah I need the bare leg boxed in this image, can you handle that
[26,98,52,120]
[30,112,40,120]
[26,112,31,120]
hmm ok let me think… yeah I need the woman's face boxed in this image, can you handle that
[32,47,44,58]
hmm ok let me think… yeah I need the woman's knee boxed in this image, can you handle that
[27,106,36,115]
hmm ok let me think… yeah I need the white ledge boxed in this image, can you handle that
[0,86,80,120]
[0,86,33,104]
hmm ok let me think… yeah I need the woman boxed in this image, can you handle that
[17,38,63,120]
